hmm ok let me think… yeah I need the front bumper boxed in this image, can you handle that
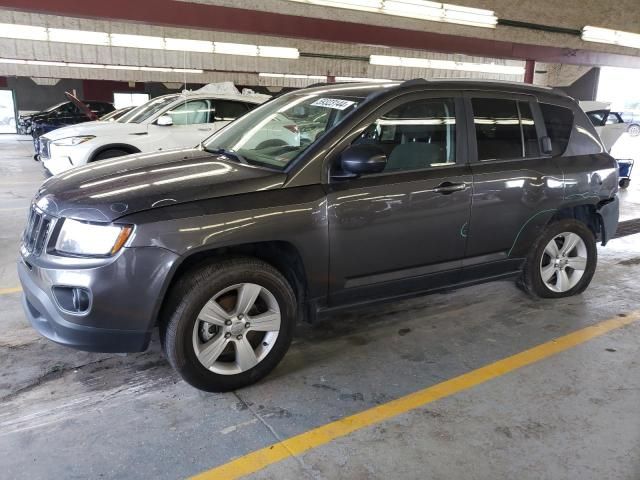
[18,246,180,353]
[41,155,75,175]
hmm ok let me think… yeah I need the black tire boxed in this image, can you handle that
[519,219,597,299]
[619,178,631,189]
[92,148,130,161]
[160,257,296,392]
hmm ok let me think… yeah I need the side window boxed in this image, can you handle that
[166,99,213,125]
[354,98,456,172]
[606,112,622,124]
[59,102,78,114]
[472,98,538,161]
[586,110,607,126]
[520,102,539,157]
[539,103,574,156]
[213,101,249,121]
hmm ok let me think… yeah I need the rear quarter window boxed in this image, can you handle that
[539,103,574,156]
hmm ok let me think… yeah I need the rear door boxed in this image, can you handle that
[463,92,564,278]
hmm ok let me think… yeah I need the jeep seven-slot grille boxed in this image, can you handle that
[22,207,53,256]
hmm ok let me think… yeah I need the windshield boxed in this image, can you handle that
[44,101,68,112]
[118,95,180,124]
[202,92,366,170]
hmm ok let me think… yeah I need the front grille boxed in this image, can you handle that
[22,207,54,256]
[39,138,51,159]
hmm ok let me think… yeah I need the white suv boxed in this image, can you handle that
[39,90,268,175]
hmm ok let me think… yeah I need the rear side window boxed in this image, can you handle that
[539,103,574,156]
[213,101,249,121]
[471,98,539,161]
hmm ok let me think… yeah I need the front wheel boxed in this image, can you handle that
[92,148,131,161]
[519,219,597,298]
[160,257,296,392]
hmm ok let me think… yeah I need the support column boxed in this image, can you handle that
[524,60,535,84]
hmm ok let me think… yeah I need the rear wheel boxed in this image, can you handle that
[160,257,296,392]
[619,178,631,189]
[519,219,597,298]
[628,124,640,137]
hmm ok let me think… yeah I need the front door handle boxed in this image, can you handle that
[198,127,212,132]
[432,182,467,195]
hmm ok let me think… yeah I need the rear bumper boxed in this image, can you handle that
[18,246,179,353]
[599,196,619,245]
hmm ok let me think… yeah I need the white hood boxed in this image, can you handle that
[42,121,147,141]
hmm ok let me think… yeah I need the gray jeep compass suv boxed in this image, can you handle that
[19,80,619,391]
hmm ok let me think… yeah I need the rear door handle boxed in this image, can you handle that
[432,182,467,195]
[198,128,212,132]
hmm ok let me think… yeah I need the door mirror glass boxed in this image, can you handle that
[541,136,553,154]
[341,144,387,174]
[156,115,173,126]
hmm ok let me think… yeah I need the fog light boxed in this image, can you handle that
[52,286,91,313]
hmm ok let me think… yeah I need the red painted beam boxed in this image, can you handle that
[1,0,639,68]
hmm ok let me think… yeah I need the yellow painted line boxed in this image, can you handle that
[192,311,640,480]
[0,287,22,295]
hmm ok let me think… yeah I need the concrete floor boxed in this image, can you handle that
[1,134,639,479]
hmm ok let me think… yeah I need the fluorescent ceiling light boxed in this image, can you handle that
[29,60,67,66]
[0,58,204,73]
[259,72,326,80]
[68,63,106,69]
[0,58,27,64]
[582,26,640,49]
[165,38,214,53]
[48,28,110,46]
[106,65,140,70]
[288,0,496,28]
[258,46,300,59]
[335,76,393,82]
[0,23,47,40]
[140,66,173,72]
[370,54,524,75]
[214,42,259,56]
[110,33,165,49]
[173,67,205,74]
[0,23,300,58]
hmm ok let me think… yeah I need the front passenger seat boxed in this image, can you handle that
[385,143,443,172]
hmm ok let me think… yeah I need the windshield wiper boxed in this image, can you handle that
[201,145,248,165]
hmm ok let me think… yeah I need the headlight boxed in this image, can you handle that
[51,135,95,146]
[55,218,133,257]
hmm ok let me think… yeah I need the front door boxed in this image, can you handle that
[326,93,472,305]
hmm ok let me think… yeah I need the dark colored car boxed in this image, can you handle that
[18,80,619,391]
[30,99,114,148]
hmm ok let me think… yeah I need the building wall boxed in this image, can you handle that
[7,77,83,112]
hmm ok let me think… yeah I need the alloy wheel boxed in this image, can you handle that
[540,232,588,293]
[192,283,281,375]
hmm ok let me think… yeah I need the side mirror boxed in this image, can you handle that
[156,115,173,126]
[341,144,387,175]
[541,136,553,155]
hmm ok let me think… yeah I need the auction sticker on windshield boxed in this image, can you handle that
[311,98,356,110]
